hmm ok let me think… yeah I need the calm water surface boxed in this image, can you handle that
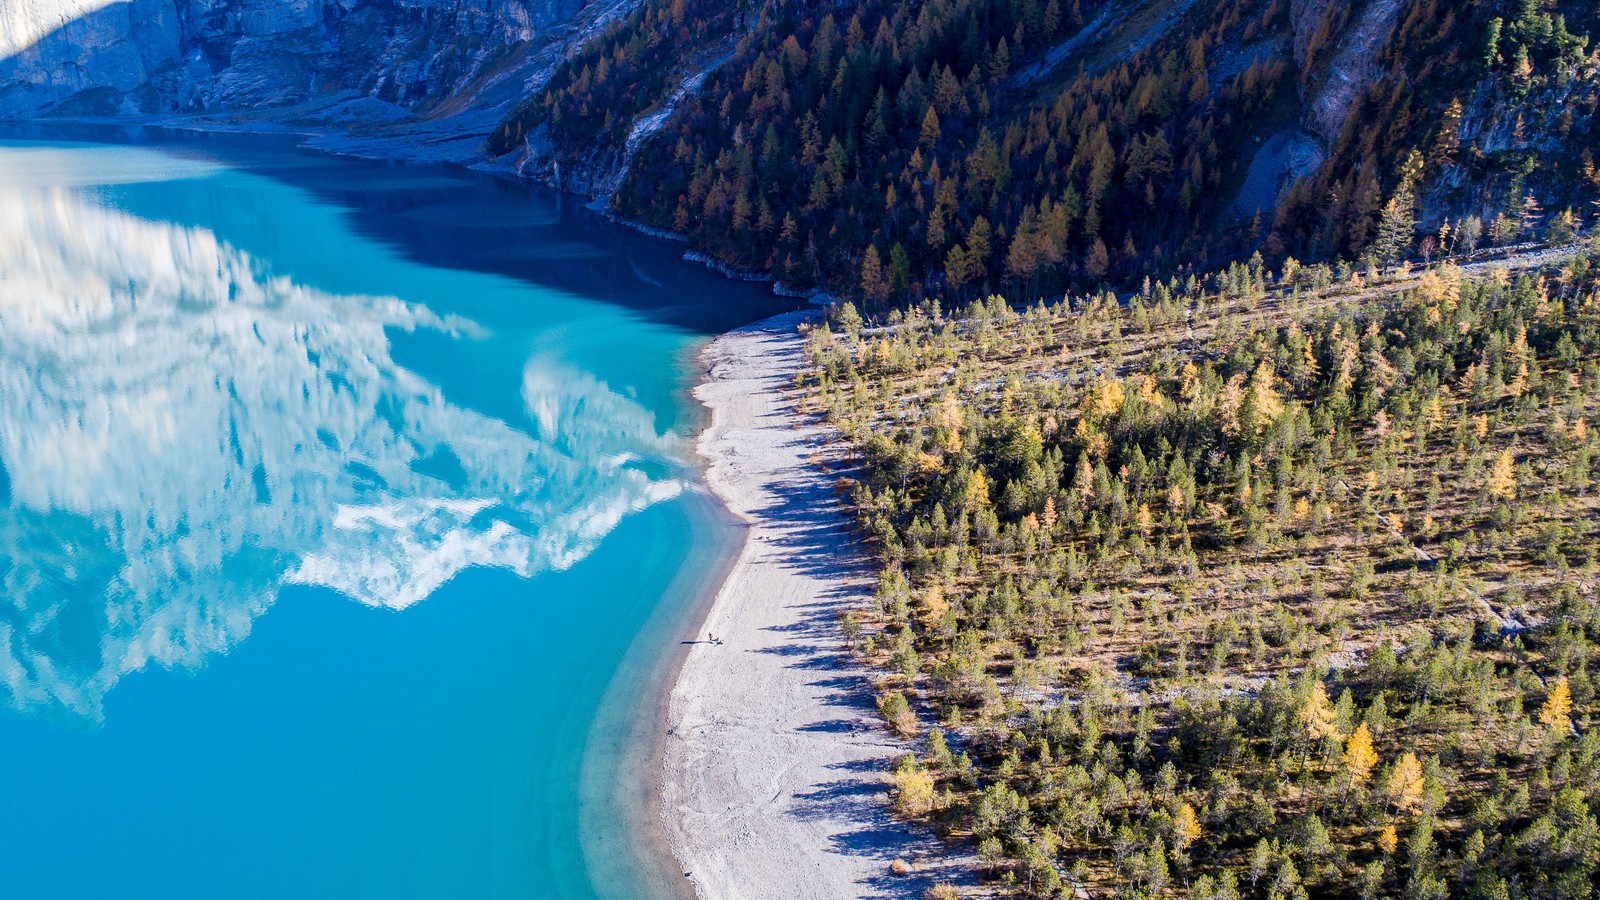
[0,132,787,898]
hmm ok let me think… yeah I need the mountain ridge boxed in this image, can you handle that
[6,0,1595,300]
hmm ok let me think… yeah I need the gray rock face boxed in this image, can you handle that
[0,0,585,119]
[1287,0,1404,147]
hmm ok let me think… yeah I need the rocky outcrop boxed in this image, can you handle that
[1219,0,1402,222]
[0,0,646,162]
[512,40,734,200]
[1288,0,1404,147]
[1288,0,1337,70]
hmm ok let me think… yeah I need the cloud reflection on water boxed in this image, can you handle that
[0,186,684,721]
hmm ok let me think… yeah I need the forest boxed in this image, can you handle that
[495,0,1600,305]
[803,246,1600,897]
[486,3,1600,892]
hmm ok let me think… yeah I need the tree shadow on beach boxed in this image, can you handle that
[792,763,971,897]
[712,330,979,896]
[732,409,976,896]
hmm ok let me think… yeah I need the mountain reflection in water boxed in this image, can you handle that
[0,186,684,722]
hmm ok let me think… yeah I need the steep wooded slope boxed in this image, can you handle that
[494,0,1600,303]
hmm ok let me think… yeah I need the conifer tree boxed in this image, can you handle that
[1547,208,1579,244]
[1520,192,1545,239]
[1487,449,1517,500]
[1386,752,1425,817]
[861,246,890,303]
[1540,677,1573,733]
[919,106,942,148]
[1086,237,1110,279]
[1344,722,1378,788]
[1299,680,1340,743]
[1372,157,1421,267]
[1174,803,1202,851]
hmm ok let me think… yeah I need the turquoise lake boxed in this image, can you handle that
[0,131,787,898]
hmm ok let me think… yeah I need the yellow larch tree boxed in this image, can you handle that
[918,584,949,629]
[966,469,991,509]
[1179,361,1200,402]
[1343,722,1378,788]
[1084,376,1125,422]
[1539,677,1573,733]
[1167,484,1186,516]
[1244,361,1285,433]
[1378,824,1399,855]
[1137,373,1163,406]
[893,757,937,817]
[1293,496,1312,521]
[1385,752,1424,817]
[1487,448,1517,500]
[1299,680,1340,743]
[937,393,964,453]
[1173,803,1201,851]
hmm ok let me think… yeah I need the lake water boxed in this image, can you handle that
[0,130,787,898]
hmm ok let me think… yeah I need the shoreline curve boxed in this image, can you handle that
[660,310,965,898]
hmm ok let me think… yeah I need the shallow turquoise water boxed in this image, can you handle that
[0,133,785,898]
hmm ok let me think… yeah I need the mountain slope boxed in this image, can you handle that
[492,0,1600,303]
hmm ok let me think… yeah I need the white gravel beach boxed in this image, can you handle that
[660,311,964,899]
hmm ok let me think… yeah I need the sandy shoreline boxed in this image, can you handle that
[660,311,964,898]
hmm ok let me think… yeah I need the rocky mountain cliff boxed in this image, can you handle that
[0,0,638,162]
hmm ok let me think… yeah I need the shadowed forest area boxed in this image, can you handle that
[496,0,1600,307]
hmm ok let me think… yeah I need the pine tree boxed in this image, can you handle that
[832,300,863,335]
[1373,186,1417,266]
[860,246,890,303]
[887,243,912,295]
[944,245,970,291]
[1546,208,1579,244]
